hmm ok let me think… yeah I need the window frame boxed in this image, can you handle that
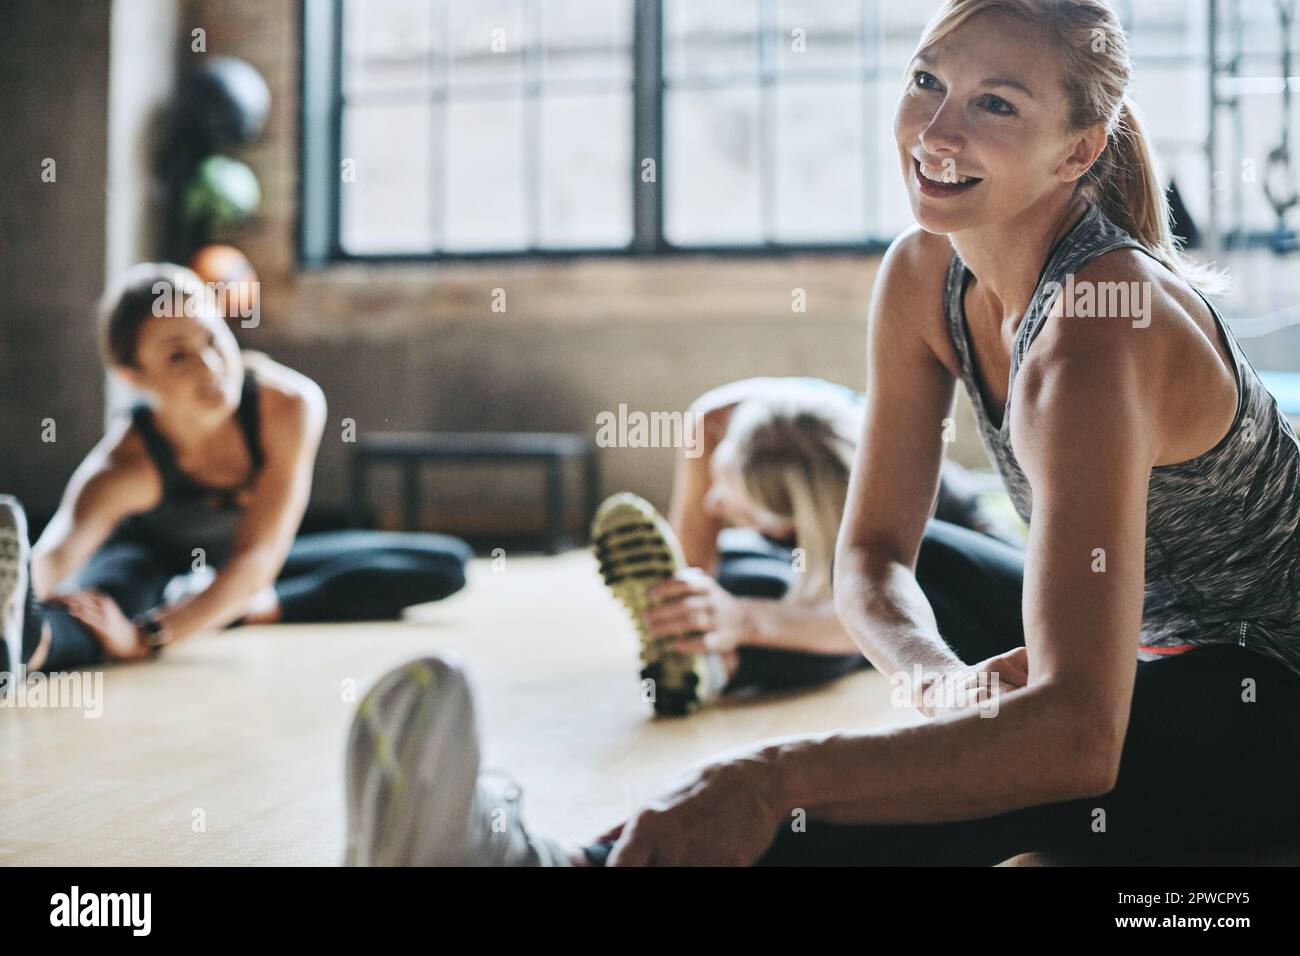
[301,0,898,264]
[301,0,1276,265]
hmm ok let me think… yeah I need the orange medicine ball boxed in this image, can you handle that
[188,244,259,323]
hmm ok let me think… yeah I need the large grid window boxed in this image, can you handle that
[337,0,635,254]
[662,0,875,245]
[300,0,1300,261]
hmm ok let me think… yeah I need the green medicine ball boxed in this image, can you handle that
[183,155,261,228]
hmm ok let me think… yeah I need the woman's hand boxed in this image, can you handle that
[602,753,786,866]
[644,568,752,654]
[50,589,152,661]
[916,646,1030,718]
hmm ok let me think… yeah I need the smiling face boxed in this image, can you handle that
[894,10,1098,234]
[120,305,245,415]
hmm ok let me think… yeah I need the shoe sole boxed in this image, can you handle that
[0,495,30,686]
[590,492,713,717]
[344,655,481,866]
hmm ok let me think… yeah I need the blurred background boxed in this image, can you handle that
[2,0,1298,545]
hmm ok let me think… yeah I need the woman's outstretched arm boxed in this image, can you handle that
[649,571,861,656]
[31,416,163,598]
[780,330,1157,822]
[665,409,725,574]
[151,378,327,643]
[829,230,966,684]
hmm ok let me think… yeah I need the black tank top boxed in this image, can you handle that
[944,200,1300,676]
[111,370,265,569]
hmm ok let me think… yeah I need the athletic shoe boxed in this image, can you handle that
[590,492,724,717]
[343,655,571,867]
[0,495,33,689]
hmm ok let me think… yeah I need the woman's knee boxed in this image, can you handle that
[424,558,468,600]
[369,551,469,604]
[716,564,790,599]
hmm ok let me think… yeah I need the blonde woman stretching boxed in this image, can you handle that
[592,376,1026,715]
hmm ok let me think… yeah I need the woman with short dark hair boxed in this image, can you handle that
[1,263,470,676]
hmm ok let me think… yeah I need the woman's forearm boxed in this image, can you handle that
[762,682,1118,825]
[30,551,62,602]
[740,597,861,656]
[668,455,723,575]
[152,551,277,643]
[834,550,965,680]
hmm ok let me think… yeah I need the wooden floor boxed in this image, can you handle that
[0,549,908,866]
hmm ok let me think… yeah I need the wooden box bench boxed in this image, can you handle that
[349,431,600,553]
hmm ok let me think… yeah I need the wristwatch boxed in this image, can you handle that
[132,608,170,657]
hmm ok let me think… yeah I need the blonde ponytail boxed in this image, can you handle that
[1085,97,1230,295]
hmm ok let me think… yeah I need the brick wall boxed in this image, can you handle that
[0,1,112,514]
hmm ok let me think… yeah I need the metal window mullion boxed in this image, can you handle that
[633,0,663,253]
[634,0,664,252]
[329,0,346,258]
[300,0,342,264]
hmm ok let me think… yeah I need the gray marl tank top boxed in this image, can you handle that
[944,199,1300,674]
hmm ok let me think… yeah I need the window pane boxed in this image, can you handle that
[868,77,913,236]
[775,0,864,75]
[342,0,436,95]
[1124,0,1200,59]
[879,0,940,65]
[541,0,634,85]
[665,86,762,245]
[664,0,761,82]
[443,99,528,251]
[340,102,435,254]
[539,94,633,247]
[774,83,866,241]
[448,0,526,90]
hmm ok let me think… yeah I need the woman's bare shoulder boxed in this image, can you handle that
[1042,247,1209,367]
[243,352,327,422]
[873,225,962,376]
[241,356,327,455]
[62,411,162,511]
[97,407,154,471]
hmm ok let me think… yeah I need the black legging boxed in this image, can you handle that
[716,519,1030,693]
[715,528,869,692]
[37,530,472,673]
[588,518,1300,865]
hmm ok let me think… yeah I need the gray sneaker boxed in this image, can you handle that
[344,655,572,867]
[0,495,31,690]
